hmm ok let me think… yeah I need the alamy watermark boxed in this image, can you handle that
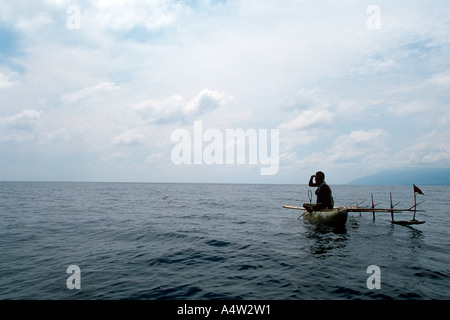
[66,265,81,290]
[66,5,81,30]
[171,121,279,175]
[63,265,380,292]
[65,5,381,31]
[367,5,381,30]
[366,265,381,290]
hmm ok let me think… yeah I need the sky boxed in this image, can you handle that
[0,0,450,184]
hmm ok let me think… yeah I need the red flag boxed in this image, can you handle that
[413,184,424,195]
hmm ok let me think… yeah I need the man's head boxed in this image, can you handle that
[315,171,325,183]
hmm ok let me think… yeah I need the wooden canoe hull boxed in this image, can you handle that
[303,208,348,226]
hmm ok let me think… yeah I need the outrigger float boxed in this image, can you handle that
[282,185,426,227]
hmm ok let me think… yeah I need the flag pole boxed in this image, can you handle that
[413,185,418,221]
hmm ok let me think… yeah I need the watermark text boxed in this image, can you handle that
[367,5,381,30]
[366,265,381,289]
[66,5,81,30]
[171,121,279,175]
[66,265,81,290]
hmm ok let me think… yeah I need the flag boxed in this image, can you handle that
[413,184,424,195]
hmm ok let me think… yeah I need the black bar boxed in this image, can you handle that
[0,300,446,319]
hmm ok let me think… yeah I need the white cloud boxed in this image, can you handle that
[0,2,53,31]
[387,100,430,116]
[0,109,42,131]
[89,0,189,32]
[113,129,145,147]
[97,151,129,163]
[40,128,70,144]
[135,95,184,124]
[0,71,19,89]
[427,73,450,87]
[279,110,334,131]
[184,89,233,116]
[145,153,164,163]
[135,89,232,124]
[0,0,188,35]
[61,81,120,104]
[335,129,388,145]
[391,131,450,167]
[0,109,42,141]
[328,129,388,162]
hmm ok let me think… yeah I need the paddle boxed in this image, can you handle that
[281,205,310,219]
[297,210,308,220]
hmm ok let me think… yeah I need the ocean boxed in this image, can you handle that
[0,182,449,300]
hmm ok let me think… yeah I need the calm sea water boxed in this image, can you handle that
[0,182,448,300]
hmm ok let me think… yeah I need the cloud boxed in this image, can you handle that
[391,130,450,167]
[0,0,188,35]
[0,2,54,32]
[89,0,189,32]
[387,100,430,116]
[281,88,323,112]
[136,89,232,124]
[40,128,70,144]
[279,110,334,131]
[113,129,145,147]
[286,128,391,183]
[145,153,164,164]
[0,71,19,89]
[185,89,233,116]
[0,109,42,130]
[427,73,450,87]
[135,95,184,124]
[61,81,120,104]
[328,129,388,163]
[0,109,42,141]
[97,151,129,163]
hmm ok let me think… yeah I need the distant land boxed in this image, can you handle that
[347,168,450,186]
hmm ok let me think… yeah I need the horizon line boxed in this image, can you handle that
[0,180,446,187]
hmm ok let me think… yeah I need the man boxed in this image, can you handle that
[303,171,334,212]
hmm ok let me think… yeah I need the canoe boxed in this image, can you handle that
[283,187,427,228]
[303,208,348,226]
[282,205,348,226]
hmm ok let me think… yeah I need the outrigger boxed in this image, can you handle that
[282,185,426,227]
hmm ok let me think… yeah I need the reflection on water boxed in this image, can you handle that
[387,222,425,258]
[303,222,348,257]
[305,222,347,235]
[302,216,426,260]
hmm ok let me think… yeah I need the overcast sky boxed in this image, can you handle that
[1,0,449,184]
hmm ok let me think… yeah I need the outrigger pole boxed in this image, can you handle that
[371,193,380,220]
[384,193,400,222]
[371,193,375,220]
[343,185,426,226]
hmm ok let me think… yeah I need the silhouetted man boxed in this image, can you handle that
[303,171,334,212]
